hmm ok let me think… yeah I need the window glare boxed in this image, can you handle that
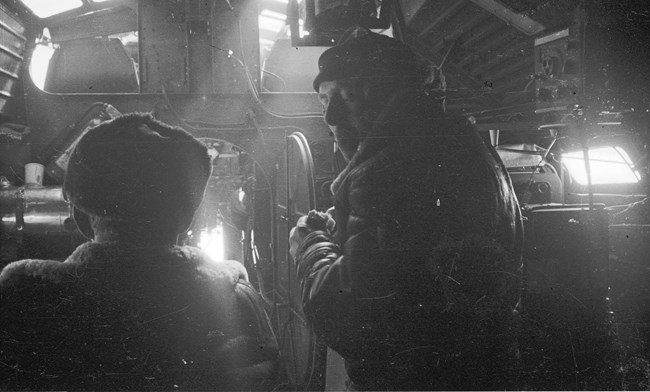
[20,0,83,18]
[197,225,225,262]
[30,44,55,90]
[562,146,641,185]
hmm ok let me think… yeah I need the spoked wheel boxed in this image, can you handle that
[273,131,327,390]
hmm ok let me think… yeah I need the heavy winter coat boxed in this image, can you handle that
[0,242,279,391]
[294,91,524,390]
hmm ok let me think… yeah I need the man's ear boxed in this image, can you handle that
[72,206,94,240]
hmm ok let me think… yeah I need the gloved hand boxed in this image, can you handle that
[289,209,335,259]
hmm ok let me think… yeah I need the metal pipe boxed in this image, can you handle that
[1,186,77,235]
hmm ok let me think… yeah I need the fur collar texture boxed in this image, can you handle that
[0,241,247,290]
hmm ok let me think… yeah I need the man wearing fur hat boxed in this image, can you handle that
[290,30,524,390]
[0,113,279,390]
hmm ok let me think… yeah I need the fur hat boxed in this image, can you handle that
[313,29,425,91]
[63,113,211,233]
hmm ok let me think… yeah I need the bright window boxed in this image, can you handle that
[29,30,139,93]
[197,224,225,262]
[20,0,83,18]
[29,43,55,90]
[562,146,641,185]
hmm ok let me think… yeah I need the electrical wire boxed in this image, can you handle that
[437,40,456,71]
[194,136,272,192]
[156,82,275,192]
[229,50,323,119]
[230,16,323,119]
[520,133,559,205]
[158,83,250,129]
[522,76,537,93]
[261,69,287,91]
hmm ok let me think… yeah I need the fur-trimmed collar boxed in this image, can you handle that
[0,241,248,289]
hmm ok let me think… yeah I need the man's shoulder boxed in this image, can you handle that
[0,241,115,290]
[173,245,249,284]
[0,257,70,290]
[344,143,429,182]
[0,243,249,291]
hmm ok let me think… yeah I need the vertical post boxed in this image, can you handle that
[187,0,214,94]
[572,107,594,210]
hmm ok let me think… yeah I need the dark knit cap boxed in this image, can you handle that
[313,30,424,91]
[63,113,211,232]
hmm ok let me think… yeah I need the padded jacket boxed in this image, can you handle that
[295,91,524,390]
[0,242,279,391]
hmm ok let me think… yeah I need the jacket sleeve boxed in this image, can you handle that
[293,164,402,358]
[294,231,362,358]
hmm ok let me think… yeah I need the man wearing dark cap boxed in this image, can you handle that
[0,113,279,390]
[290,30,524,390]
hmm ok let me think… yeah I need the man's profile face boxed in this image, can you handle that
[318,78,377,162]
